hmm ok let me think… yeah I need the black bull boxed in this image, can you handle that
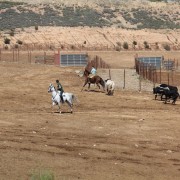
[153,84,179,104]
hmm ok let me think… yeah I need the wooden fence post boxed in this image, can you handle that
[109,69,111,80]
[13,49,14,62]
[139,62,141,92]
[160,64,161,84]
[18,48,19,62]
[167,72,169,85]
[44,51,46,64]
[123,69,125,89]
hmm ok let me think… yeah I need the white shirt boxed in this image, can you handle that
[91,67,96,75]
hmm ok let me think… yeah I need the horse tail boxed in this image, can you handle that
[72,94,80,103]
[100,77,105,88]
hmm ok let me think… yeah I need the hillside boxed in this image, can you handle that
[0,0,179,30]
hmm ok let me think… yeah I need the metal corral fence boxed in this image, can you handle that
[135,57,180,87]
[85,55,110,72]
[0,49,56,64]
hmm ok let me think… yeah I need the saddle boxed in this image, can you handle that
[88,74,95,78]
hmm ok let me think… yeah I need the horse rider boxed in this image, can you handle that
[89,66,97,78]
[56,79,64,103]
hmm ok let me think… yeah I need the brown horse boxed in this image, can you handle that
[81,69,105,91]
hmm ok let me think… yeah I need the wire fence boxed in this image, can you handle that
[0,49,57,64]
[135,58,180,87]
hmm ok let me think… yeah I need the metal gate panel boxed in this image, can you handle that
[137,56,162,69]
[60,54,87,67]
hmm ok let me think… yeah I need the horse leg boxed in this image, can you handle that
[155,94,157,100]
[96,83,100,89]
[111,90,114,95]
[172,95,177,105]
[164,96,168,104]
[51,102,56,113]
[58,103,62,114]
[88,83,91,91]
[172,99,175,105]
[67,101,73,113]
[107,87,109,94]
[81,79,88,91]
[51,104,54,113]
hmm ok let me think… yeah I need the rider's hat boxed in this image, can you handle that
[56,79,59,83]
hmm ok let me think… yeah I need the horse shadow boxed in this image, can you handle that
[84,89,105,93]
[54,111,73,114]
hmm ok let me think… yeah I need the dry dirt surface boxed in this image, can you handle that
[0,61,180,180]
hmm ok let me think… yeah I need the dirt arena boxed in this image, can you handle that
[0,57,180,180]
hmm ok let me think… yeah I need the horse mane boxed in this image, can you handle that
[83,69,90,77]
[105,79,110,82]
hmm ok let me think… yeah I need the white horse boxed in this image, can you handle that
[105,79,115,95]
[48,83,78,114]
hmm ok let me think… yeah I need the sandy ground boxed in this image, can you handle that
[0,60,180,180]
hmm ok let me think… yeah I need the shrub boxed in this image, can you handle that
[17,40,23,45]
[4,37,11,44]
[123,42,129,49]
[133,41,137,48]
[14,44,19,49]
[155,42,159,50]
[115,46,121,51]
[144,41,150,49]
[35,25,38,31]
[4,45,8,50]
[116,42,121,47]
[70,45,75,49]
[10,29,15,36]
[61,45,64,49]
[163,44,171,51]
